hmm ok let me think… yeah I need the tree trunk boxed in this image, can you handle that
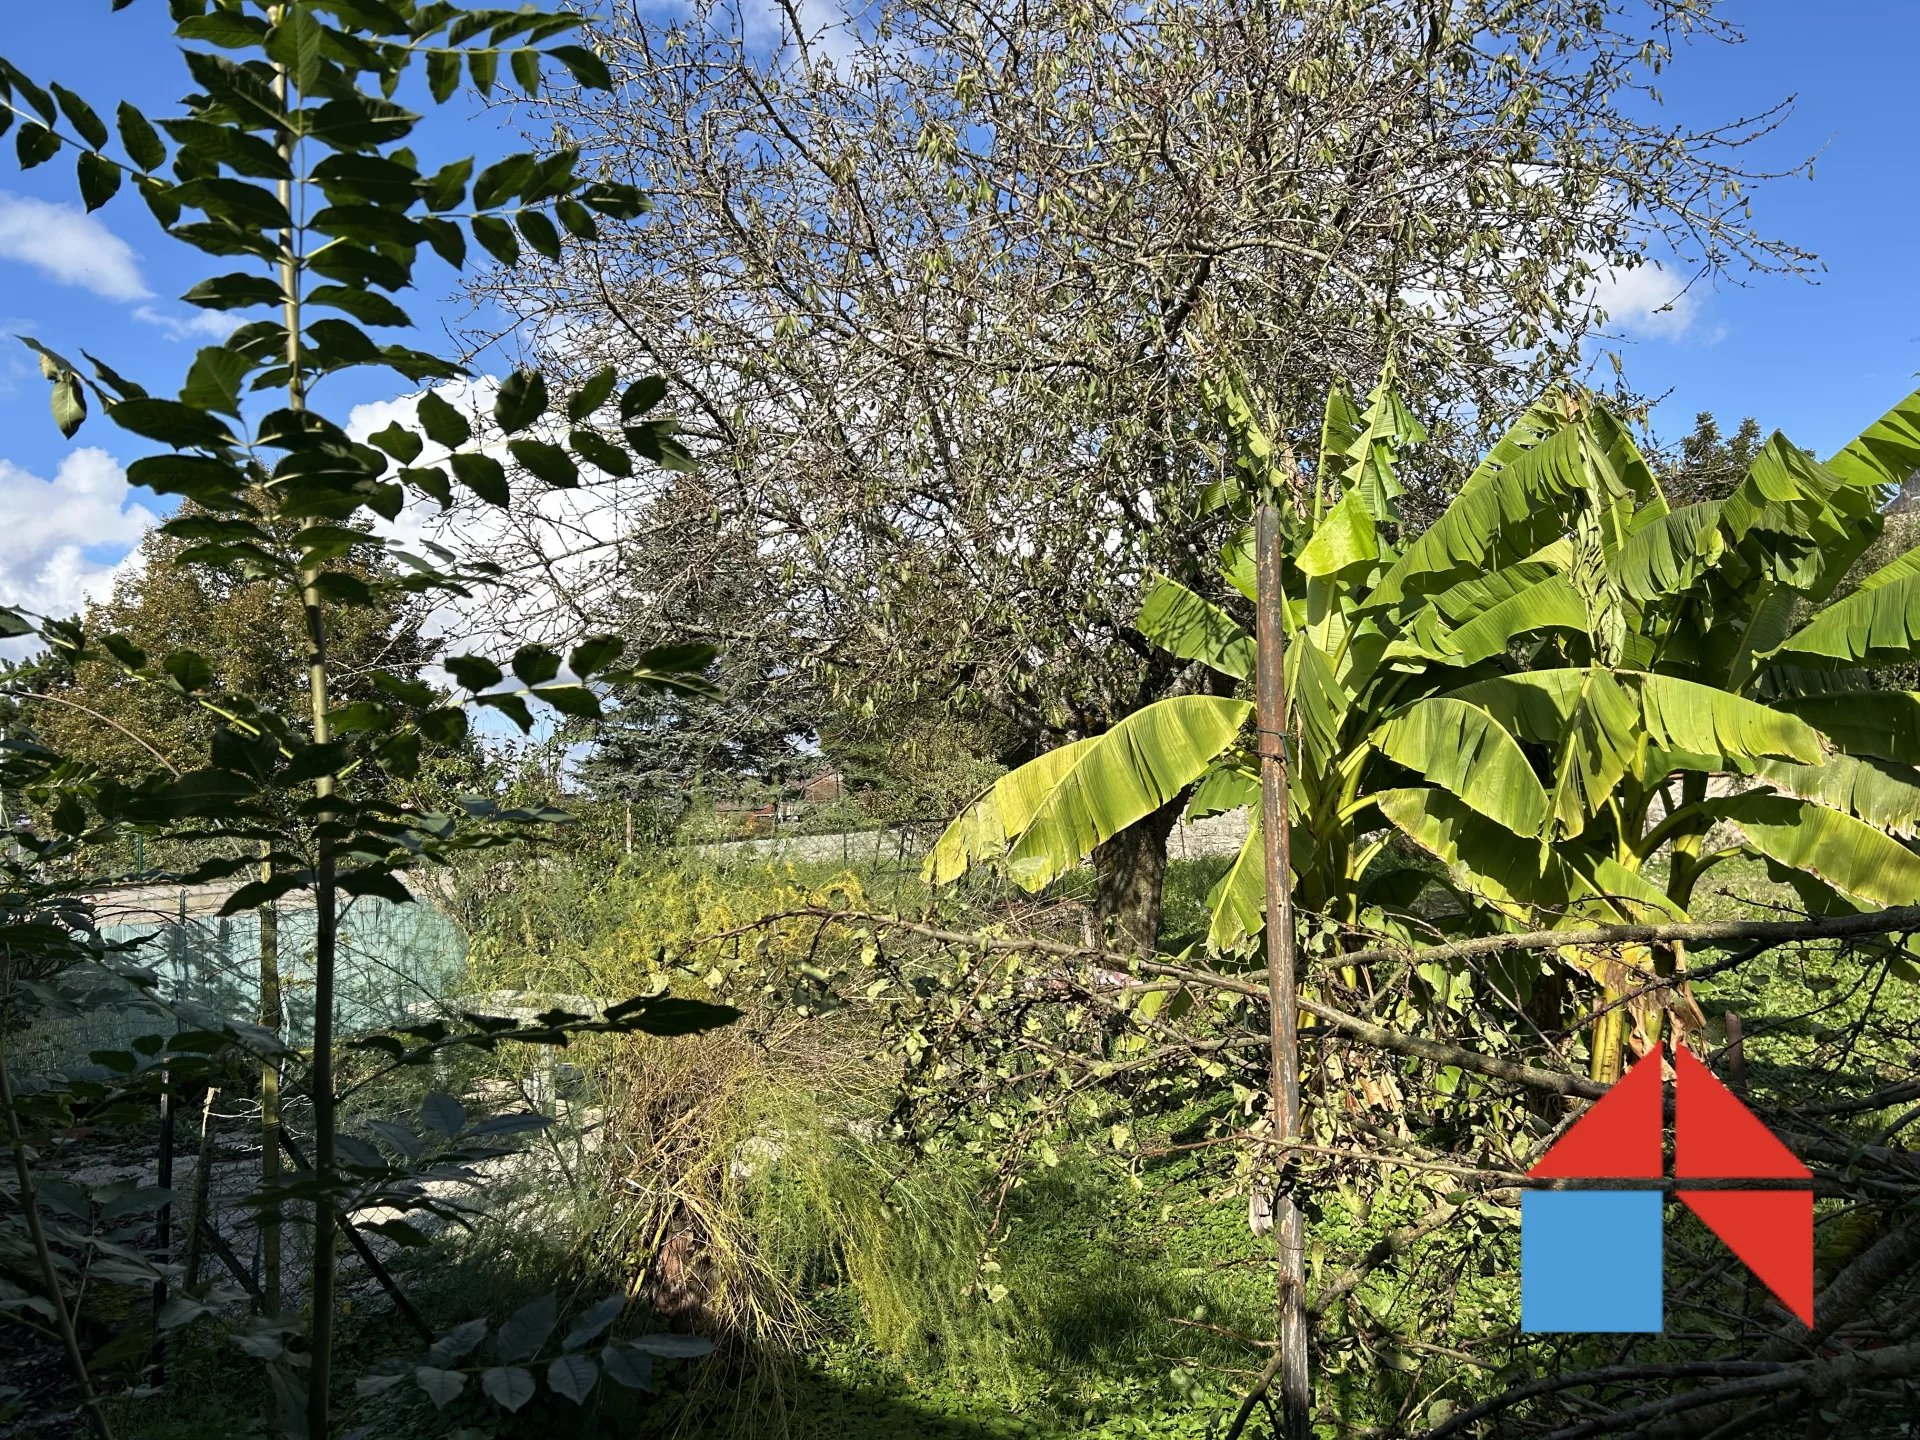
[1092,795,1183,952]
[257,855,281,1313]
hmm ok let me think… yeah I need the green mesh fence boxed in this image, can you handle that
[12,892,467,1080]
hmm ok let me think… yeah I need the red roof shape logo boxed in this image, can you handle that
[1528,1045,1813,1326]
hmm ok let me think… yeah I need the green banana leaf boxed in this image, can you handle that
[1375,787,1678,926]
[1372,698,1549,837]
[1441,574,1588,667]
[1206,815,1266,953]
[1769,567,1920,667]
[1298,488,1379,577]
[1453,669,1822,770]
[923,736,1099,886]
[1364,408,1590,612]
[1286,635,1349,775]
[1824,384,1920,493]
[1138,575,1255,680]
[1756,753,1920,839]
[999,695,1254,891]
[1722,792,1920,908]
[1611,501,1725,601]
[1425,558,1571,625]
[1187,765,1258,820]
[1775,691,1920,762]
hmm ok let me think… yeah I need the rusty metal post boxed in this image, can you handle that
[1725,1011,1746,1095]
[1252,495,1311,1439]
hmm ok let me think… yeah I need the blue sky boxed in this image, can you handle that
[0,0,531,625]
[0,2,1915,627]
[1595,4,1920,450]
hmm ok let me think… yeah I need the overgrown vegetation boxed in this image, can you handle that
[3,4,1920,1440]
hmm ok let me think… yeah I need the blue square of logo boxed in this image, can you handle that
[1522,1190,1663,1332]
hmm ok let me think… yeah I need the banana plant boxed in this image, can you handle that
[925,372,1920,1075]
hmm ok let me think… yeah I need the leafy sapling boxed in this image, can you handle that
[0,3,733,1434]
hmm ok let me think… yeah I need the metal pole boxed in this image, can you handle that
[182,1088,219,1288]
[1252,495,1311,1440]
[151,1067,174,1382]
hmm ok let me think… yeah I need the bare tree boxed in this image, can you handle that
[471,0,1810,945]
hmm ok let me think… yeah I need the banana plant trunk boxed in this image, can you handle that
[1254,497,1312,1439]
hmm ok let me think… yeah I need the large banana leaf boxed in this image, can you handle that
[998,696,1254,891]
[1546,668,1639,840]
[1367,560,1586,677]
[1372,698,1549,837]
[1442,666,1634,839]
[1375,788,1676,926]
[1425,558,1571,626]
[1442,574,1588,667]
[1350,611,1463,699]
[1138,575,1255,680]
[1298,488,1379,577]
[923,736,1099,886]
[1207,816,1266,952]
[1634,672,1824,768]
[1756,753,1920,839]
[1364,409,1584,611]
[1287,635,1349,775]
[1775,690,1920,762]
[1453,396,1564,497]
[1824,384,1920,493]
[1220,524,1258,603]
[1187,764,1258,819]
[1452,669,1822,771]
[1721,792,1920,908]
[1584,403,1660,502]
[1722,437,1883,601]
[1612,501,1725,601]
[1446,667,1822,838]
[1720,435,1863,543]
[1580,854,1689,923]
[1768,566,1920,668]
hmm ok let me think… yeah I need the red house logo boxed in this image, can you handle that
[1521,1046,1812,1332]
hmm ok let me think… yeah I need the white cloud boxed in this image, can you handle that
[0,448,158,626]
[1583,261,1707,343]
[0,191,149,301]
[133,304,241,343]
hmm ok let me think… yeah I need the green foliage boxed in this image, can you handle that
[353,1289,712,1415]
[928,374,1920,981]
[571,478,822,818]
[0,4,737,1436]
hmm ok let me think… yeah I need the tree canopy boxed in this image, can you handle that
[471,0,1812,929]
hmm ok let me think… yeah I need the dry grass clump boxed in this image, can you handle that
[580,1016,1015,1436]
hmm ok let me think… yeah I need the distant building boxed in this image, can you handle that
[799,768,844,805]
[707,768,850,837]
[711,795,779,836]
